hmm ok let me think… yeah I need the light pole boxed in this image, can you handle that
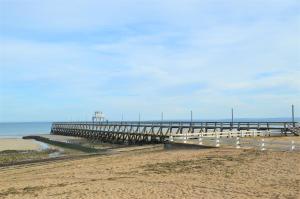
[292,105,295,127]
[231,108,234,127]
[139,112,141,124]
[190,110,193,125]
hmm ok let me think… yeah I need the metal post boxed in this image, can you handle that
[161,112,164,122]
[292,104,295,127]
[191,110,193,123]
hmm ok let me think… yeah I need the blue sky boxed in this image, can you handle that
[0,0,299,122]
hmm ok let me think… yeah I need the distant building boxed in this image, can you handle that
[92,111,105,122]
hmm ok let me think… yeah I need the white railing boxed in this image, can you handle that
[167,131,299,152]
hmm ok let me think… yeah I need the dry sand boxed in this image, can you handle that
[0,139,42,151]
[0,145,299,199]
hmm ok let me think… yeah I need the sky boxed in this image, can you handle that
[0,0,299,122]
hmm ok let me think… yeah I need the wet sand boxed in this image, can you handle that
[0,139,42,151]
[0,146,299,199]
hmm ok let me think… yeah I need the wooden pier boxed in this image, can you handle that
[51,121,299,144]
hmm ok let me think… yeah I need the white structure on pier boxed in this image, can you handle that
[92,111,105,122]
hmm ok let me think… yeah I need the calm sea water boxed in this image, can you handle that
[0,122,52,138]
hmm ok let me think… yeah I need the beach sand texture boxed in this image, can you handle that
[0,139,42,151]
[0,146,299,199]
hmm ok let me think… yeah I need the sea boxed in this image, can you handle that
[0,118,298,138]
[0,122,52,138]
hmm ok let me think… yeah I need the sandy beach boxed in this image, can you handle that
[0,145,299,199]
[0,139,42,151]
[2,0,299,198]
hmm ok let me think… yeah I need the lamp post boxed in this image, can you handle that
[231,108,234,128]
[190,110,193,128]
[139,113,141,124]
[292,105,295,127]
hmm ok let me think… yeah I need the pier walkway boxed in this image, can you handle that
[51,121,299,144]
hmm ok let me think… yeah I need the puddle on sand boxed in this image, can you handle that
[34,140,50,150]
[33,140,64,158]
